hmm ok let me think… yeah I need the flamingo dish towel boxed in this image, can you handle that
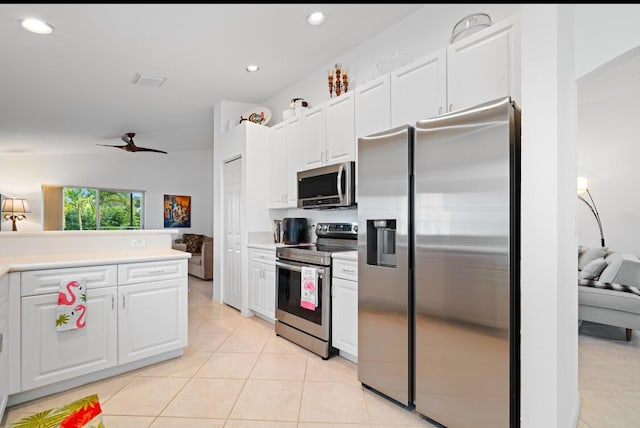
[55,278,88,331]
[300,267,318,311]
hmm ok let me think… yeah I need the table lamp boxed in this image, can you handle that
[2,197,31,231]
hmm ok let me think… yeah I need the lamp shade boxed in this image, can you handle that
[577,176,589,195]
[2,198,31,214]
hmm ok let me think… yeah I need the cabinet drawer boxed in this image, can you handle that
[118,259,187,285]
[21,265,117,297]
[250,248,276,264]
[333,259,358,281]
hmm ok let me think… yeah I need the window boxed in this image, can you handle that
[60,187,144,231]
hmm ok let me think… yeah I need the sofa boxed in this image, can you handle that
[578,246,640,341]
[172,233,213,280]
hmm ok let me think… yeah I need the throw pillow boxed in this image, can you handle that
[599,258,623,283]
[579,257,607,280]
[183,234,204,253]
[578,247,608,271]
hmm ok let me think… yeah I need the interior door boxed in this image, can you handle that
[223,157,242,310]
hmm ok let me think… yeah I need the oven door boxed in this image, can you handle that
[275,259,330,341]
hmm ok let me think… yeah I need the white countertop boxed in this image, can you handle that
[332,251,358,261]
[0,249,190,272]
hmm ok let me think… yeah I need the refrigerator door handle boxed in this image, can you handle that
[337,164,344,202]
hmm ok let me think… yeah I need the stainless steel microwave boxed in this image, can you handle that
[297,161,356,209]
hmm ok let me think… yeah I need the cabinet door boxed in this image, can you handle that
[301,105,326,170]
[331,278,358,358]
[263,263,276,322]
[355,74,391,139]
[326,91,355,165]
[21,287,118,390]
[447,17,518,111]
[285,116,302,206]
[0,275,8,415]
[118,278,187,365]
[391,49,446,127]
[249,262,264,314]
[267,122,286,208]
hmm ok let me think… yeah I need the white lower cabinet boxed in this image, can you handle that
[248,248,276,322]
[118,278,187,364]
[0,274,9,418]
[21,286,118,390]
[16,259,188,394]
[332,258,358,362]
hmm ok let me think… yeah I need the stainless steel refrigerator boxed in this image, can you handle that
[357,96,520,428]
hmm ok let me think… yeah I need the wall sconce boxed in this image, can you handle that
[577,176,605,247]
[2,197,31,231]
[328,63,348,98]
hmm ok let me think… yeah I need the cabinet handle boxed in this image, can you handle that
[112,295,115,310]
[438,106,443,115]
[325,150,329,163]
[122,295,126,309]
[342,268,355,274]
[448,104,453,112]
[148,270,166,274]
[320,151,324,163]
[0,333,3,353]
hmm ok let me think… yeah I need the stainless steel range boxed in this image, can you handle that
[275,222,358,359]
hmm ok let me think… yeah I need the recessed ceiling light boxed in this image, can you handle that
[246,64,260,72]
[307,11,326,26]
[21,18,53,35]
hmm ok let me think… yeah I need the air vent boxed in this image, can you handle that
[132,73,166,87]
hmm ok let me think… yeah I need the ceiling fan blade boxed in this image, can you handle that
[135,146,168,154]
[96,144,130,151]
[121,135,132,144]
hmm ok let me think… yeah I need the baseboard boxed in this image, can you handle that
[572,398,582,428]
[7,348,184,406]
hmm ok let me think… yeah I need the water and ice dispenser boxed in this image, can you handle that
[366,219,397,268]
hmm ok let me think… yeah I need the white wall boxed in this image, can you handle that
[0,150,213,236]
[262,4,520,124]
[576,51,640,255]
[520,4,579,428]
[574,4,640,81]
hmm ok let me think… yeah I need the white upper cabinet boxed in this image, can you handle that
[284,116,302,205]
[301,105,327,170]
[446,16,520,112]
[355,74,391,139]
[326,91,355,165]
[391,48,446,127]
[267,117,302,209]
[301,91,355,171]
[267,122,286,208]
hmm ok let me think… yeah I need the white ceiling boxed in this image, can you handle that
[0,4,423,155]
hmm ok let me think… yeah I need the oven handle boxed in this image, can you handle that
[276,261,326,276]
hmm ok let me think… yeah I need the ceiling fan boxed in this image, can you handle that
[97,132,167,154]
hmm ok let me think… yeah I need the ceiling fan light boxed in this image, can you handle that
[246,64,260,72]
[21,18,53,34]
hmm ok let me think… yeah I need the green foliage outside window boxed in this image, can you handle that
[63,187,143,230]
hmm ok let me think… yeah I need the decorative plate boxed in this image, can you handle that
[239,106,272,126]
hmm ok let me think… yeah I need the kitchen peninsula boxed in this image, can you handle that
[0,230,190,420]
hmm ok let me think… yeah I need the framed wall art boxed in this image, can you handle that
[164,194,191,228]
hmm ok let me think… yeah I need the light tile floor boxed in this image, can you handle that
[4,277,630,427]
[1,276,437,428]
[578,321,640,428]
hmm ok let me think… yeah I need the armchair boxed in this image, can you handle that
[173,233,213,280]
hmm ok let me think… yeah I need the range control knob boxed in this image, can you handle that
[353,225,358,233]
[323,225,329,231]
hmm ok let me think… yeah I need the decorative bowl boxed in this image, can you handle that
[450,13,492,44]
